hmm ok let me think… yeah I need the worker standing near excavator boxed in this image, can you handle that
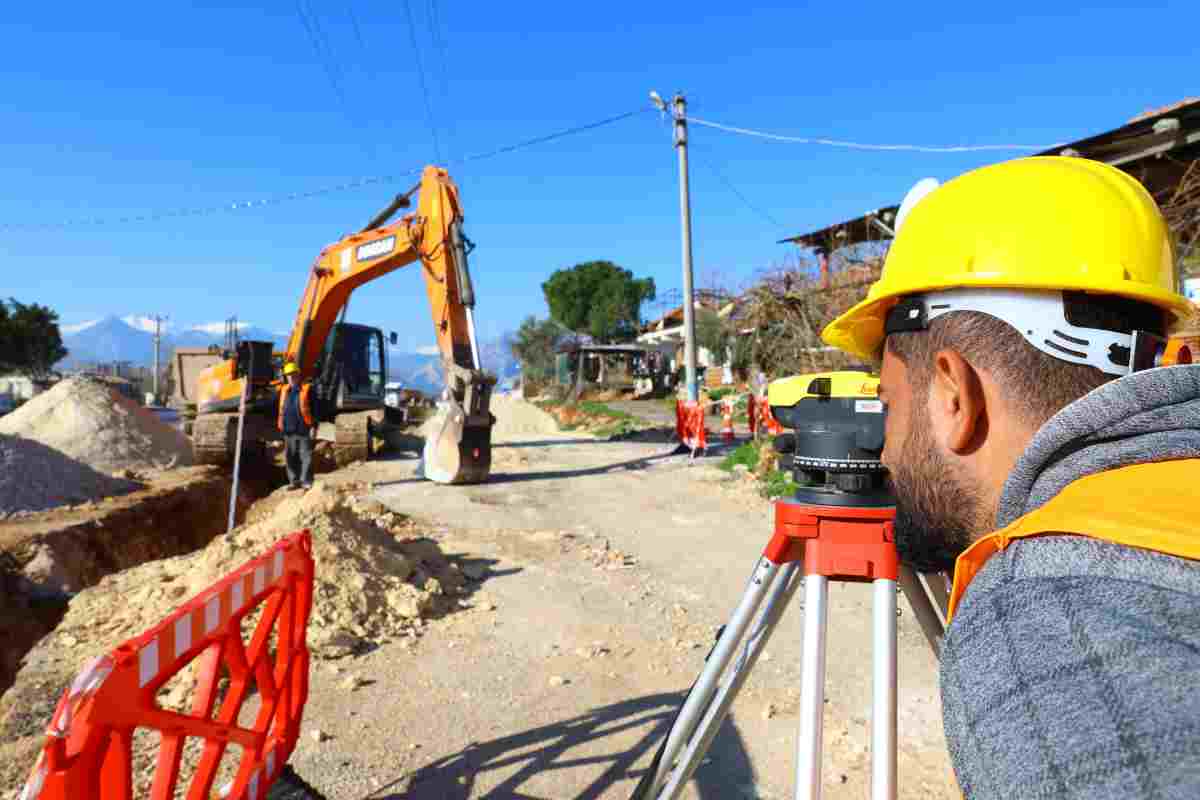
[278,362,317,490]
[821,157,1200,798]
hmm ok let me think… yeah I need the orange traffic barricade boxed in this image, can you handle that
[675,399,708,456]
[720,398,735,443]
[21,530,315,800]
[760,396,784,436]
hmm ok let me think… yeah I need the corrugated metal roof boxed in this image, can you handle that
[779,98,1200,253]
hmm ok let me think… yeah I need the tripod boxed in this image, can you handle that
[630,497,949,800]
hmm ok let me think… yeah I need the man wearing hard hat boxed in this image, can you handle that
[278,361,317,490]
[822,157,1200,798]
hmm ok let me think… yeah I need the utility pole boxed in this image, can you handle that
[651,90,700,402]
[150,314,168,405]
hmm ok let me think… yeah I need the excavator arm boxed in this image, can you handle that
[286,165,479,377]
[282,165,495,483]
[193,165,494,482]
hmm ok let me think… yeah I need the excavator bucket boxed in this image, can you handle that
[421,371,495,484]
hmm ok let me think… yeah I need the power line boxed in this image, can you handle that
[402,0,443,163]
[346,2,367,51]
[426,0,455,160]
[686,115,1062,153]
[295,0,378,165]
[459,107,650,164]
[295,0,350,112]
[0,108,651,231]
[689,147,783,230]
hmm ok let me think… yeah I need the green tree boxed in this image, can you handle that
[541,260,655,343]
[510,316,564,382]
[0,299,68,382]
[695,309,730,366]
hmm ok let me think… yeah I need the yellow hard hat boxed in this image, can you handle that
[282,362,299,376]
[821,156,1192,361]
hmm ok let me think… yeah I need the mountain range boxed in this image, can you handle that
[57,315,519,395]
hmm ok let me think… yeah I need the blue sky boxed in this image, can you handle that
[1,1,1195,352]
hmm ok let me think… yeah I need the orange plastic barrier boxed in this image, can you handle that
[758,396,784,437]
[21,531,315,800]
[720,398,735,443]
[675,399,708,455]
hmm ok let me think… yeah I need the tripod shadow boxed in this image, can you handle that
[364,692,756,799]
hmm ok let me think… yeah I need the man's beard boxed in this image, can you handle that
[886,414,985,574]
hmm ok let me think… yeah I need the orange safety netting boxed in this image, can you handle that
[21,530,315,800]
[675,400,708,455]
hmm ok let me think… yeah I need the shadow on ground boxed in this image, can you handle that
[374,440,745,491]
[362,692,757,799]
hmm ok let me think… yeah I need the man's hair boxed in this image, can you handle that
[885,292,1166,430]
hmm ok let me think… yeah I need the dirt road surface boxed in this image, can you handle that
[288,404,958,799]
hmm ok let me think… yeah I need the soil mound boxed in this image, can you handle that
[0,377,192,474]
[0,483,465,795]
[0,434,139,516]
[486,394,563,439]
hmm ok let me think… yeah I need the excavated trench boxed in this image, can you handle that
[0,457,294,701]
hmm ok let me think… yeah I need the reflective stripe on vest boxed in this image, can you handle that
[947,459,1200,623]
[277,383,315,431]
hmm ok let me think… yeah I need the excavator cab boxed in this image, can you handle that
[314,322,387,414]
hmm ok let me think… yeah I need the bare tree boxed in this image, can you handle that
[740,250,884,377]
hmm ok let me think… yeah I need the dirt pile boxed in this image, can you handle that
[0,377,193,474]
[0,482,465,795]
[0,434,139,516]
[488,394,564,438]
[418,394,564,441]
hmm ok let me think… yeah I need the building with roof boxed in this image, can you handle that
[779,99,1200,283]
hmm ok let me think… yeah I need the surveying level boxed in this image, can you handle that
[631,371,950,800]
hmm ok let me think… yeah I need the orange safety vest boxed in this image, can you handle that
[947,459,1200,623]
[277,382,315,432]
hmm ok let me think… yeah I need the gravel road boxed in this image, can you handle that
[284,416,957,798]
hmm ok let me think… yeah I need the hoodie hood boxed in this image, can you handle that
[997,364,1200,527]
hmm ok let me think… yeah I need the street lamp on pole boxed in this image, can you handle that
[651,89,700,403]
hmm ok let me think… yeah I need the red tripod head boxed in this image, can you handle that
[765,501,899,582]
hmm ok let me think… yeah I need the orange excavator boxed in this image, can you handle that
[191,166,496,484]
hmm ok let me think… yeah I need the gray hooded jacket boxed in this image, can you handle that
[939,365,1200,799]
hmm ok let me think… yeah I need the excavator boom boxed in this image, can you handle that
[193,166,495,484]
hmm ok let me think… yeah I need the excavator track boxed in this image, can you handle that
[192,413,238,466]
[192,412,273,466]
[333,410,381,467]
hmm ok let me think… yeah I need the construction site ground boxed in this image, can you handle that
[0,396,956,799]
[289,399,956,799]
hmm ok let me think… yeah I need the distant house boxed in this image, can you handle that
[637,293,737,371]
[0,373,44,402]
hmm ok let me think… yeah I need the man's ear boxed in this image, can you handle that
[929,349,986,454]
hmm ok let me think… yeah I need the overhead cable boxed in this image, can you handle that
[0,108,652,231]
[402,0,443,163]
[686,115,1062,153]
[690,148,783,230]
[426,0,455,159]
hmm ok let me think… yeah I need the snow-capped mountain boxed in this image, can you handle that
[121,315,172,334]
[386,333,520,395]
[58,316,288,367]
[57,314,518,395]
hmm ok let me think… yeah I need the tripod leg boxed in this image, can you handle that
[872,578,897,800]
[795,574,829,800]
[640,556,782,797]
[655,562,803,798]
